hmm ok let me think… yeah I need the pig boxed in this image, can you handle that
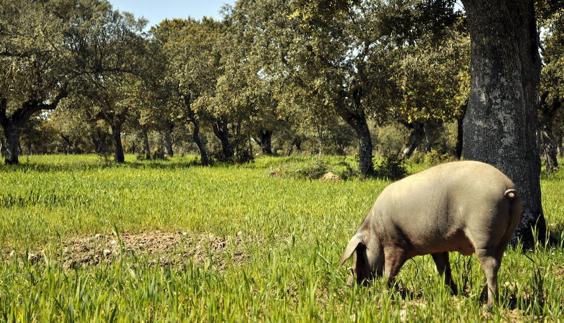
[340,161,522,308]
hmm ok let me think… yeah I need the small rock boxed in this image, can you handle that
[95,234,102,239]
[320,172,341,181]
[110,240,117,245]
[103,249,112,257]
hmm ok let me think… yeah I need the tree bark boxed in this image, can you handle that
[539,93,560,173]
[462,0,545,247]
[141,127,151,160]
[0,90,67,165]
[163,122,174,157]
[258,129,274,155]
[111,123,125,163]
[191,119,209,166]
[2,123,21,165]
[339,109,374,177]
[183,97,210,166]
[212,118,234,162]
[402,122,425,159]
[455,104,467,160]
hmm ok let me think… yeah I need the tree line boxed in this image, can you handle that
[1,0,561,244]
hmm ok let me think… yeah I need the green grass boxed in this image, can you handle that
[0,154,562,321]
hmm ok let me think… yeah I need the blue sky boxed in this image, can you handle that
[108,0,236,27]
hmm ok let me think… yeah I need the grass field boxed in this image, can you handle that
[0,154,562,321]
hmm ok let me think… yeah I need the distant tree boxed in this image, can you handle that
[537,3,562,173]
[391,24,470,159]
[153,18,228,165]
[0,0,74,164]
[72,9,149,163]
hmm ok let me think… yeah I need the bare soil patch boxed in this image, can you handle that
[6,231,248,270]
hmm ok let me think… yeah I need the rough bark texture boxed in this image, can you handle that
[462,0,545,247]
[111,123,125,163]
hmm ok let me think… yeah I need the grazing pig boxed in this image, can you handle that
[340,161,522,308]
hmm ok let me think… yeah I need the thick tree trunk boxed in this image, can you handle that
[258,129,274,155]
[462,0,545,247]
[2,123,21,165]
[402,122,425,159]
[111,123,125,163]
[212,119,234,162]
[339,109,374,177]
[163,123,174,157]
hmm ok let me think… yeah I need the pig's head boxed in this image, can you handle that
[340,232,383,285]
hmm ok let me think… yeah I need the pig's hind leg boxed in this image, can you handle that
[432,252,458,295]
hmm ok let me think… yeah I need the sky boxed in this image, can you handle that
[108,0,236,27]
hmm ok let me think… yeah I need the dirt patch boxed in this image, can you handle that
[6,231,248,270]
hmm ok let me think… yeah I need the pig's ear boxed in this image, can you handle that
[340,233,364,265]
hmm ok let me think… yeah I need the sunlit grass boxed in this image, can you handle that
[0,154,562,321]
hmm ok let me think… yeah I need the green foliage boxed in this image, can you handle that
[0,155,562,320]
[422,149,454,166]
[376,124,410,156]
[375,154,408,180]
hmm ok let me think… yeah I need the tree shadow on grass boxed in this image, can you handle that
[0,159,203,173]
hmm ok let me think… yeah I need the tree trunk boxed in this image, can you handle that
[111,123,125,163]
[462,0,545,247]
[2,123,21,165]
[541,130,559,173]
[258,129,273,155]
[192,119,210,166]
[455,117,464,160]
[183,97,210,166]
[339,109,374,177]
[163,123,174,157]
[212,119,234,162]
[142,127,151,160]
[558,134,563,158]
[539,94,561,173]
[455,104,467,160]
[402,122,425,159]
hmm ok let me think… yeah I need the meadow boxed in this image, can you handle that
[0,154,562,321]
